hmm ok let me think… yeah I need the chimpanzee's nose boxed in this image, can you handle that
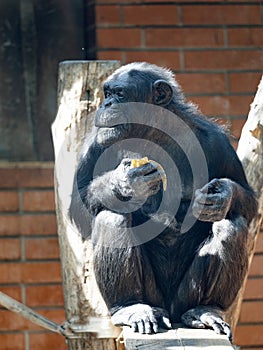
[104,100,112,108]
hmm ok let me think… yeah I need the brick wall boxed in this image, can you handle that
[0,164,67,350]
[96,0,263,148]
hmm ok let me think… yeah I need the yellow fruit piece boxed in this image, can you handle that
[131,157,167,191]
[131,157,149,168]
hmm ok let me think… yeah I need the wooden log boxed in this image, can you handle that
[52,60,121,350]
[230,75,263,333]
[123,326,235,349]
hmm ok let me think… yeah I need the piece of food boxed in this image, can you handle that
[131,157,167,191]
[131,157,149,168]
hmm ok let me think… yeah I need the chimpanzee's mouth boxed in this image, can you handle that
[96,125,130,146]
[95,123,118,128]
[95,124,123,132]
[95,104,128,128]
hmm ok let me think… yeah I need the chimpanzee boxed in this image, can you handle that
[70,62,257,340]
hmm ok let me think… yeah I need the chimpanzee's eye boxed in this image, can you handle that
[104,90,111,98]
[116,90,124,98]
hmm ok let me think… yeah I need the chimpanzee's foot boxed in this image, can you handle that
[111,303,171,334]
[181,305,232,341]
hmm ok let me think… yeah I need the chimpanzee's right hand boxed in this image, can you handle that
[111,303,171,334]
[112,158,163,201]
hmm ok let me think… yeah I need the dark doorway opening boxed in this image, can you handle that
[0,0,95,161]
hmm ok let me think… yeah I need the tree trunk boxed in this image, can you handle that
[230,75,263,335]
[52,60,121,350]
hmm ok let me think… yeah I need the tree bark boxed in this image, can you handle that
[230,75,263,335]
[52,60,121,350]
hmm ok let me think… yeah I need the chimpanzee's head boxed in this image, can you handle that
[95,62,186,147]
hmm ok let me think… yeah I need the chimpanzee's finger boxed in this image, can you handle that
[128,162,158,178]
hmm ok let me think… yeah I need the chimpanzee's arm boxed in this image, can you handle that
[225,179,256,223]
[193,134,257,224]
[80,157,163,217]
[193,178,257,224]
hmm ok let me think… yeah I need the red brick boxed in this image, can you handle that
[0,165,54,189]
[126,51,181,70]
[255,233,263,253]
[26,285,64,307]
[0,310,27,331]
[189,95,252,117]
[176,73,226,94]
[25,238,60,260]
[0,262,62,284]
[0,191,19,212]
[0,334,25,350]
[20,214,57,235]
[182,5,261,25]
[0,263,21,283]
[184,50,263,71]
[189,96,230,116]
[243,278,263,300]
[0,215,20,236]
[231,118,246,139]
[96,5,120,25]
[228,28,263,47]
[145,28,224,48]
[22,190,55,212]
[123,5,179,26]
[235,325,263,346]
[97,51,123,62]
[0,214,57,236]
[239,301,263,323]
[0,214,56,236]
[0,238,21,260]
[22,262,62,283]
[249,255,263,276]
[97,28,141,49]
[30,333,67,350]
[228,95,252,116]
[0,286,22,304]
[229,72,262,93]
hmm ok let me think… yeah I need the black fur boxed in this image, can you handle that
[70,62,257,339]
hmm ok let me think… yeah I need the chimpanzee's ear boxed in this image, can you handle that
[152,80,173,106]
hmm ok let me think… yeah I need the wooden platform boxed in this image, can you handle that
[123,325,236,349]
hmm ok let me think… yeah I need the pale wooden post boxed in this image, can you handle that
[52,60,121,350]
[229,75,263,334]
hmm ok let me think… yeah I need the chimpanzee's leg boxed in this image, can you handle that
[92,210,170,334]
[174,216,248,340]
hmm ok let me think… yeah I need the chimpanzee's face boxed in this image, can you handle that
[94,69,173,147]
[95,72,150,147]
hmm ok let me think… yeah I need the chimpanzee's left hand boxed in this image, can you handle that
[192,178,234,222]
